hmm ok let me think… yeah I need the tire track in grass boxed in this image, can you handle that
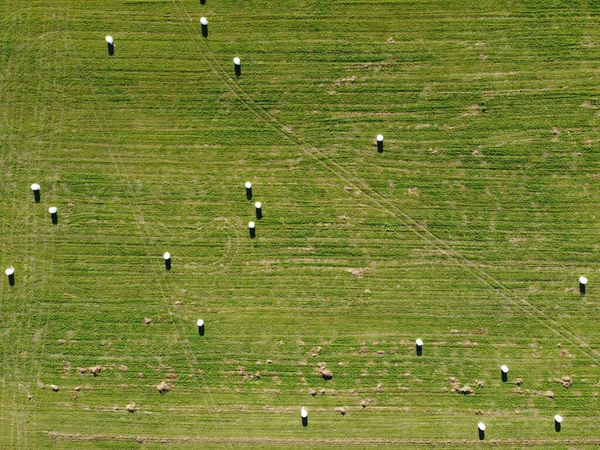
[0,0,39,446]
[13,2,65,445]
[0,0,17,435]
[21,2,69,447]
[3,1,57,446]
[170,1,599,363]
[57,4,232,447]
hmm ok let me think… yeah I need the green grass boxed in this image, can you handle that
[1,0,600,448]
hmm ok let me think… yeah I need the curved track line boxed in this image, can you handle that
[0,0,42,447]
[60,10,233,449]
[172,0,598,363]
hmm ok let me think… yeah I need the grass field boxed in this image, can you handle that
[2,0,600,448]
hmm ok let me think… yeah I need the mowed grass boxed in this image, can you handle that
[1,0,600,448]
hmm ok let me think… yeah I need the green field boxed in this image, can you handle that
[2,0,600,448]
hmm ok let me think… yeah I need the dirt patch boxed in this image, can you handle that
[62,361,72,375]
[315,362,333,380]
[347,268,368,278]
[126,403,138,413]
[558,376,572,388]
[334,76,357,87]
[463,103,485,116]
[321,369,333,381]
[559,349,573,358]
[535,390,554,399]
[407,187,419,196]
[156,382,170,394]
[448,377,474,395]
[166,372,178,382]
[458,385,474,395]
[471,103,485,114]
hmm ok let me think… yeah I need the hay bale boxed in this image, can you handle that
[321,369,333,380]
[49,385,59,392]
[156,381,170,394]
[144,318,152,325]
[88,366,102,377]
[137,372,144,379]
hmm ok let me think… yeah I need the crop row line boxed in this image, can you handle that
[171,0,598,364]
